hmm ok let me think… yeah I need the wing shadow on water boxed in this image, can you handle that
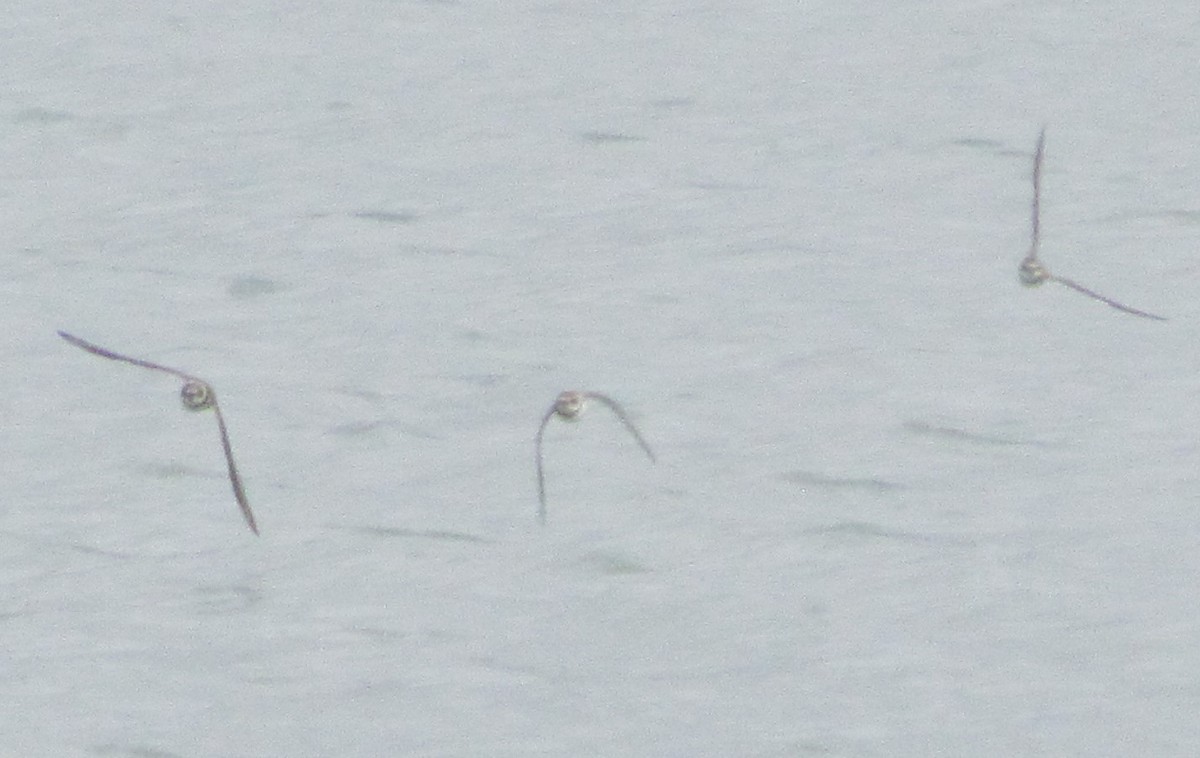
[351,209,419,224]
[779,469,904,492]
[902,420,1047,448]
[337,525,494,545]
[3,527,227,565]
[226,274,283,299]
[189,584,263,615]
[948,135,1011,156]
[12,107,74,124]
[574,550,654,576]
[91,742,185,758]
[1146,208,1200,225]
[136,460,224,481]
[579,130,646,144]
[63,539,135,560]
[324,417,439,439]
[803,521,975,547]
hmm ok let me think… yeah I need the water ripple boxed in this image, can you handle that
[779,469,903,492]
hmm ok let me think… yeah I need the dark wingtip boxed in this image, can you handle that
[57,330,90,350]
[241,508,260,536]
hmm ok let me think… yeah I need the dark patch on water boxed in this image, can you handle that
[13,107,73,124]
[649,97,694,110]
[686,178,764,192]
[325,418,439,440]
[1129,208,1200,226]
[790,740,840,755]
[191,584,262,615]
[136,461,218,481]
[576,550,652,575]
[950,136,1004,151]
[391,243,482,258]
[342,625,409,643]
[471,654,543,678]
[326,419,386,437]
[352,209,419,224]
[136,461,217,479]
[780,469,902,492]
[91,743,185,758]
[902,419,1035,447]
[454,372,507,387]
[580,130,646,144]
[346,525,493,544]
[227,275,282,299]
[804,521,975,547]
[803,520,933,543]
[69,542,131,560]
[324,386,386,405]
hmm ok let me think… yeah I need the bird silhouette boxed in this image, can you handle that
[1019,127,1167,321]
[535,390,655,525]
[58,330,259,535]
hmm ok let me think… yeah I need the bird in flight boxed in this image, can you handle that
[535,390,656,525]
[57,330,259,535]
[1018,127,1167,321]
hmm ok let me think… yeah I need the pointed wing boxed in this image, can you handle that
[583,392,657,463]
[1028,126,1046,262]
[211,400,260,535]
[1052,276,1168,321]
[534,404,557,525]
[58,330,197,382]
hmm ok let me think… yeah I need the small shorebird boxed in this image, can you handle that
[1019,127,1167,321]
[535,390,656,525]
[57,330,259,535]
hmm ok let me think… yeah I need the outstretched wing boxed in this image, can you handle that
[58,330,197,382]
[1052,276,1168,321]
[211,400,259,535]
[583,392,657,463]
[534,404,557,525]
[1028,126,1045,263]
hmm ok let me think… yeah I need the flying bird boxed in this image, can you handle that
[535,390,656,525]
[57,330,259,535]
[1018,127,1167,321]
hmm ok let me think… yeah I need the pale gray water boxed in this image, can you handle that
[3,1,1200,756]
